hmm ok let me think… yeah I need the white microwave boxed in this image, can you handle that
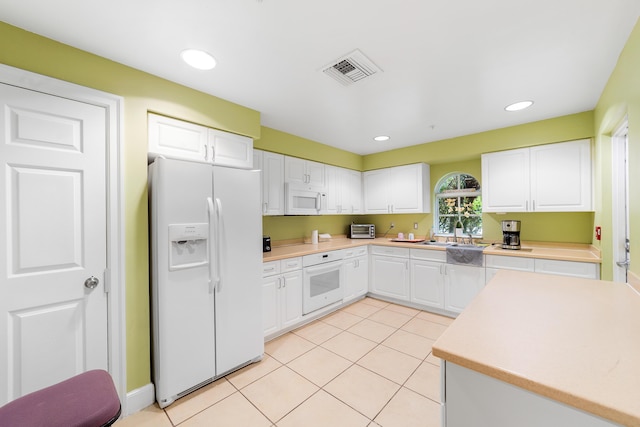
[285,182,327,215]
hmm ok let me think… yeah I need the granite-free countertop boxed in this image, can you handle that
[263,238,601,264]
[432,270,640,426]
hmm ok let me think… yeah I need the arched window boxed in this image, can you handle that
[434,172,482,236]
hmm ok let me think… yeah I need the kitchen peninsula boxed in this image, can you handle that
[433,270,640,427]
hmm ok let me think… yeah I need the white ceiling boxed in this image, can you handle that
[2,1,639,155]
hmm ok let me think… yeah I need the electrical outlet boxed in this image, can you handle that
[390,222,395,228]
[414,222,418,229]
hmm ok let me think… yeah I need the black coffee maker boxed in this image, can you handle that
[502,220,521,250]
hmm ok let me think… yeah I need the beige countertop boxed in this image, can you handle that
[263,238,601,264]
[432,270,640,427]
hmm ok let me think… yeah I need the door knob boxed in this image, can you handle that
[84,276,99,289]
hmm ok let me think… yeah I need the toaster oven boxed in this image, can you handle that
[349,224,375,239]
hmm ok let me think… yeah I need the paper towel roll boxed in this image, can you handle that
[311,230,319,244]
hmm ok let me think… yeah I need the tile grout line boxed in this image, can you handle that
[175,299,447,426]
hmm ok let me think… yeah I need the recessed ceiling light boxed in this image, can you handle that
[181,49,217,70]
[373,135,390,141]
[505,100,534,112]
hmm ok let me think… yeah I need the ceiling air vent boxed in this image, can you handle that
[321,49,382,86]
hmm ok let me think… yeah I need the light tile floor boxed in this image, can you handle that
[114,297,454,427]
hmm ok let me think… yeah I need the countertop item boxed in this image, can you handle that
[432,270,640,426]
[263,238,601,264]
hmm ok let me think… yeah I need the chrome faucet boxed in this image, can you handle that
[467,232,474,245]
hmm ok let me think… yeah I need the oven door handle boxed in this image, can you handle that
[304,260,343,274]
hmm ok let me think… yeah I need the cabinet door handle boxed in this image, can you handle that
[282,276,286,288]
[204,144,208,161]
[533,200,536,211]
[526,200,529,211]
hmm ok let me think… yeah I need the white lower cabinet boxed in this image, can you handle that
[485,254,535,283]
[410,249,485,314]
[534,258,599,279]
[343,246,369,303]
[410,259,445,309]
[370,246,411,301]
[444,264,486,313]
[486,254,599,281]
[262,258,303,337]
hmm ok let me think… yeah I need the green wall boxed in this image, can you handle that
[0,22,260,392]
[2,15,638,395]
[262,114,596,244]
[363,112,594,169]
[593,18,640,280]
[256,127,362,170]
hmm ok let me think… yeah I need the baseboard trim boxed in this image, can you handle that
[124,382,155,416]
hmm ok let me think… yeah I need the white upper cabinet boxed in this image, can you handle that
[481,148,530,212]
[363,168,390,214]
[325,165,363,215]
[363,163,430,214]
[207,128,254,169]
[148,113,253,169]
[529,140,592,212]
[324,165,340,214]
[482,139,592,212]
[148,113,208,162]
[254,150,285,216]
[284,156,325,186]
[342,168,363,214]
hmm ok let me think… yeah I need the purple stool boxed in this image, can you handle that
[0,369,121,427]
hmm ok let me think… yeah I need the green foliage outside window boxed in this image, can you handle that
[435,173,482,236]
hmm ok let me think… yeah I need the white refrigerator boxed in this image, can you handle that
[149,157,263,408]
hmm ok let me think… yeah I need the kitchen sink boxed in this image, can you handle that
[420,241,492,248]
[420,241,468,247]
[420,241,453,246]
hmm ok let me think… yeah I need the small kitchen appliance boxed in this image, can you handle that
[502,220,521,250]
[349,224,375,239]
[263,236,271,252]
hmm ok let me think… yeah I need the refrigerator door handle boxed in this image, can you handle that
[207,197,215,293]
[214,197,223,292]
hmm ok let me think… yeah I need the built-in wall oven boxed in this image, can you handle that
[302,250,344,314]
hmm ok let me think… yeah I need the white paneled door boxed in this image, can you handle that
[0,83,108,404]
